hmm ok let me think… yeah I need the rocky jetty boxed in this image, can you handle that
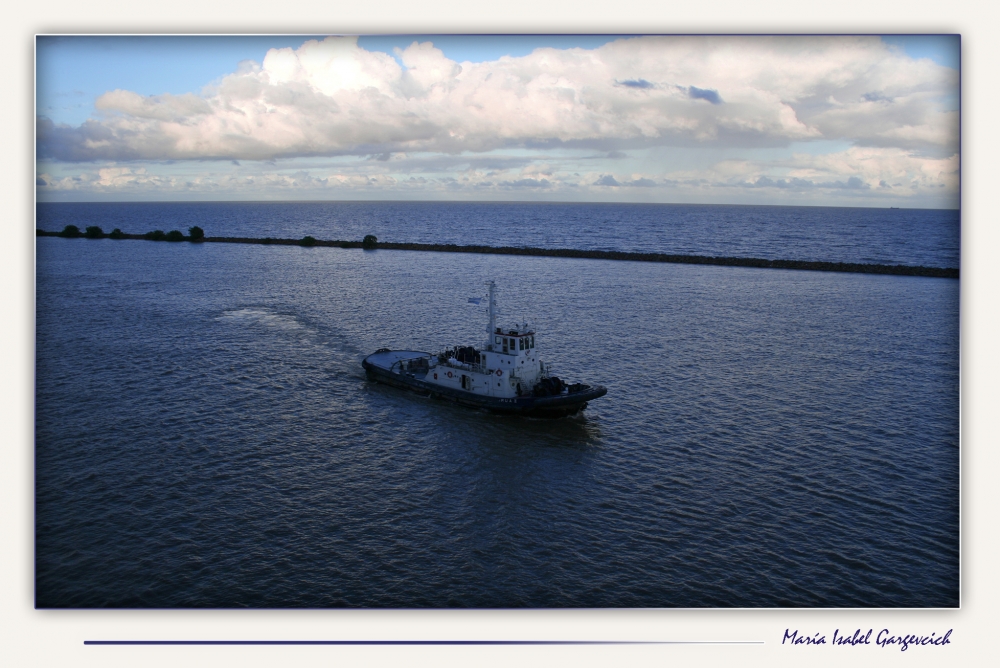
[36,230,959,279]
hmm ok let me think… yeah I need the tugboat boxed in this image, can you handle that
[362,281,607,417]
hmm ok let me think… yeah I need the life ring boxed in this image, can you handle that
[497,369,503,377]
[447,371,453,378]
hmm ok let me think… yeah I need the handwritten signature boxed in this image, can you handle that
[783,628,952,651]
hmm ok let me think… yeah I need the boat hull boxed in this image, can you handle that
[362,352,606,418]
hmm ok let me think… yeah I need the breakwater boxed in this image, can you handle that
[35,229,959,279]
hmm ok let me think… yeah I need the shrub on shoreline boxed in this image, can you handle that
[362,234,378,250]
[188,226,204,241]
[166,230,185,242]
[85,226,104,239]
[144,230,167,241]
[109,228,124,239]
[300,236,317,247]
[59,225,81,238]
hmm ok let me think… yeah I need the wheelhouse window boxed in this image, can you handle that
[519,337,524,351]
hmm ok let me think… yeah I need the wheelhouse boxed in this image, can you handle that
[494,329,535,355]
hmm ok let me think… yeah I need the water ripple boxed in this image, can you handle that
[35,230,958,608]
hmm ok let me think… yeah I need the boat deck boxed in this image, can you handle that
[362,349,607,417]
[365,350,433,376]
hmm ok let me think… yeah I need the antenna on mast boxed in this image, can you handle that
[486,280,496,348]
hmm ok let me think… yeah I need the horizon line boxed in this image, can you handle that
[34,199,957,211]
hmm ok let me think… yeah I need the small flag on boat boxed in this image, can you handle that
[468,297,483,305]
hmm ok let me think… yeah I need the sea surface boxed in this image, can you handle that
[37,201,960,268]
[35,203,959,607]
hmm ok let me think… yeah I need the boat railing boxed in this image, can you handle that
[437,357,490,376]
[393,356,432,375]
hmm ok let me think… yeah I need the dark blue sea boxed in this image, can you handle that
[35,202,959,608]
[37,201,960,268]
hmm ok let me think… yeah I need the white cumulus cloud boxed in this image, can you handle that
[38,35,958,163]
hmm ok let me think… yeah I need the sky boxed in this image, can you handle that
[35,34,960,207]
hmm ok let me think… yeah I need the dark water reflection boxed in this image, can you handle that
[35,237,958,607]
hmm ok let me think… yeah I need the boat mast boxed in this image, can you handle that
[486,280,497,348]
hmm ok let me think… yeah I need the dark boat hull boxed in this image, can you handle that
[362,355,606,417]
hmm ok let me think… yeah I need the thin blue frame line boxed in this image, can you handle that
[86,640,765,646]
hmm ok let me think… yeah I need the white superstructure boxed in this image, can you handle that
[412,281,544,399]
[363,281,606,416]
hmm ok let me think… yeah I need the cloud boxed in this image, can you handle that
[499,178,552,188]
[629,177,658,187]
[617,78,654,89]
[35,143,957,207]
[95,90,213,121]
[686,145,958,198]
[594,174,658,187]
[38,35,958,163]
[861,92,894,103]
[688,86,723,104]
[748,175,869,189]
